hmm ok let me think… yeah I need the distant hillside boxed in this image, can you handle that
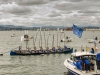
[0,25,100,30]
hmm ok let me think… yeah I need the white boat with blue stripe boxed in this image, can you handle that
[64,51,100,75]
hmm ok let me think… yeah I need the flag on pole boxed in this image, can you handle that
[73,24,83,38]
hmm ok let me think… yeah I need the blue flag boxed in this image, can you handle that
[73,24,83,38]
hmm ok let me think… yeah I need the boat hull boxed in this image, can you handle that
[67,68,80,75]
[10,48,73,56]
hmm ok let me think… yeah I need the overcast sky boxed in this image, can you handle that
[0,0,100,27]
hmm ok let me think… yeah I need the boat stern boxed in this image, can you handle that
[10,50,17,56]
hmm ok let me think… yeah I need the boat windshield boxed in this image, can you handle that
[82,55,96,60]
[70,55,96,61]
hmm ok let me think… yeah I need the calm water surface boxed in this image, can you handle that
[0,31,100,75]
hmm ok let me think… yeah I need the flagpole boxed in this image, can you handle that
[73,24,83,52]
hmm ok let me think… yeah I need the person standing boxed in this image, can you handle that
[19,46,21,50]
[74,60,82,70]
[84,58,91,72]
[96,53,100,70]
[90,48,95,54]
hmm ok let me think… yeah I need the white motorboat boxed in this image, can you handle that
[61,36,73,42]
[11,34,16,37]
[88,39,100,43]
[64,51,100,75]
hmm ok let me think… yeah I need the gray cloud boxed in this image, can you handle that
[47,11,61,17]
[0,0,100,26]
[0,3,32,15]
[17,0,48,6]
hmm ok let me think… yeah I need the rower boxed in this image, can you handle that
[46,47,50,53]
[58,46,62,52]
[19,46,21,50]
[52,47,56,52]
[34,47,37,53]
[40,47,44,53]
[27,48,31,54]
[64,45,67,51]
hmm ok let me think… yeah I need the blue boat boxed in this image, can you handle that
[10,48,73,56]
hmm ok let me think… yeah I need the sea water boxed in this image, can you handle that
[0,31,100,75]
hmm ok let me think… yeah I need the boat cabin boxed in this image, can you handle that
[70,52,98,71]
[24,34,29,41]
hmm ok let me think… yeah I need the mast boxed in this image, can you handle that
[24,30,29,49]
[40,27,42,47]
[35,29,39,44]
[64,30,65,46]
[52,31,55,47]
[47,32,50,48]
[59,29,63,46]
[44,29,46,48]
[57,28,59,47]
[33,35,35,49]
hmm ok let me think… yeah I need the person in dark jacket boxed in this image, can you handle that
[52,47,56,52]
[74,60,82,70]
[96,53,100,70]
[64,46,67,51]
[57,46,62,52]
[19,46,21,50]
[84,58,91,72]
[95,37,98,40]
[90,48,95,54]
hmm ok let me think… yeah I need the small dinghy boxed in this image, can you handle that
[61,36,73,42]
[88,37,100,43]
